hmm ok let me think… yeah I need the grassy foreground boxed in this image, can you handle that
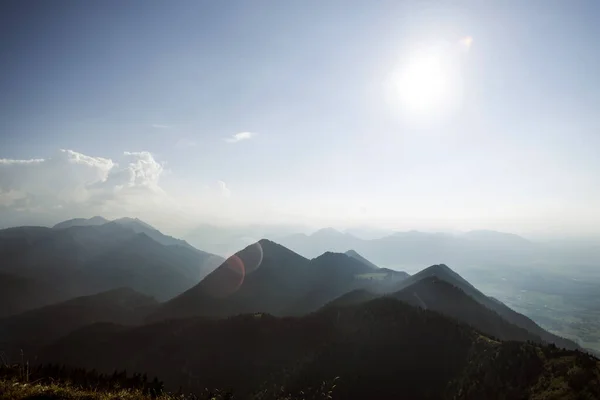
[0,380,180,400]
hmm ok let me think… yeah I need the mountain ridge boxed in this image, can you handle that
[37,296,600,399]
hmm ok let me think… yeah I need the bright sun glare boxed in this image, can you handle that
[390,40,468,120]
[396,54,449,114]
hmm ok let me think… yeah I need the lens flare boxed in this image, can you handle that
[203,255,245,298]
[239,241,264,275]
[200,241,264,298]
[458,36,473,52]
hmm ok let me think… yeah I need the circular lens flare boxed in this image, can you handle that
[239,241,264,275]
[202,255,245,298]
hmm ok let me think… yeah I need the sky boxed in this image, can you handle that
[1,0,600,238]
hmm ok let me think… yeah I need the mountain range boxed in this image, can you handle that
[37,297,599,399]
[274,227,541,270]
[0,217,597,398]
[148,241,409,322]
[0,287,157,357]
[0,217,222,316]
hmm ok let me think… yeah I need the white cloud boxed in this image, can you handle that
[151,124,172,129]
[225,131,255,143]
[0,149,168,221]
[0,158,45,165]
[216,180,231,198]
[0,149,247,231]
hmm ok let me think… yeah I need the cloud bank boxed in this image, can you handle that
[0,149,168,224]
[0,149,238,231]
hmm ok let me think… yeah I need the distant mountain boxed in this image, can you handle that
[280,229,540,269]
[184,223,308,257]
[343,226,394,240]
[82,232,222,300]
[279,228,363,258]
[53,216,204,253]
[149,241,409,322]
[344,249,379,269]
[112,217,200,252]
[462,229,533,246]
[39,297,600,399]
[52,216,109,229]
[0,287,157,356]
[0,221,222,315]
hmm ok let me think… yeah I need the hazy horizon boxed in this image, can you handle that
[3,214,600,244]
[2,1,600,238]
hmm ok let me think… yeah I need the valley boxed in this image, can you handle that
[462,264,600,354]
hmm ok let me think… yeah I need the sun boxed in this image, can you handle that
[388,43,465,122]
[393,53,450,115]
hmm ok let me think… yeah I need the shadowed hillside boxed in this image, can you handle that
[0,220,221,316]
[38,297,600,399]
[0,288,157,357]
[149,241,409,322]
[394,264,578,349]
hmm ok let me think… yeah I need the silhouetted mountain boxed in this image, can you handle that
[279,228,363,258]
[0,272,61,317]
[394,263,478,294]
[0,287,157,356]
[149,241,409,322]
[322,289,379,309]
[323,263,578,350]
[39,297,600,399]
[0,222,221,315]
[82,232,222,300]
[392,276,539,342]
[395,264,577,349]
[281,252,378,315]
[149,239,311,321]
[344,249,379,269]
[52,216,109,229]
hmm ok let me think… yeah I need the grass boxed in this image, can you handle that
[0,380,178,400]
[0,374,338,400]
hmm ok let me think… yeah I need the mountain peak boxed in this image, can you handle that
[53,216,109,229]
[344,249,379,269]
[256,238,294,253]
[113,217,156,230]
[312,250,345,260]
[422,264,452,274]
[89,216,109,223]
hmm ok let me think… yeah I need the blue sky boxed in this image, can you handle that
[1,0,600,237]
